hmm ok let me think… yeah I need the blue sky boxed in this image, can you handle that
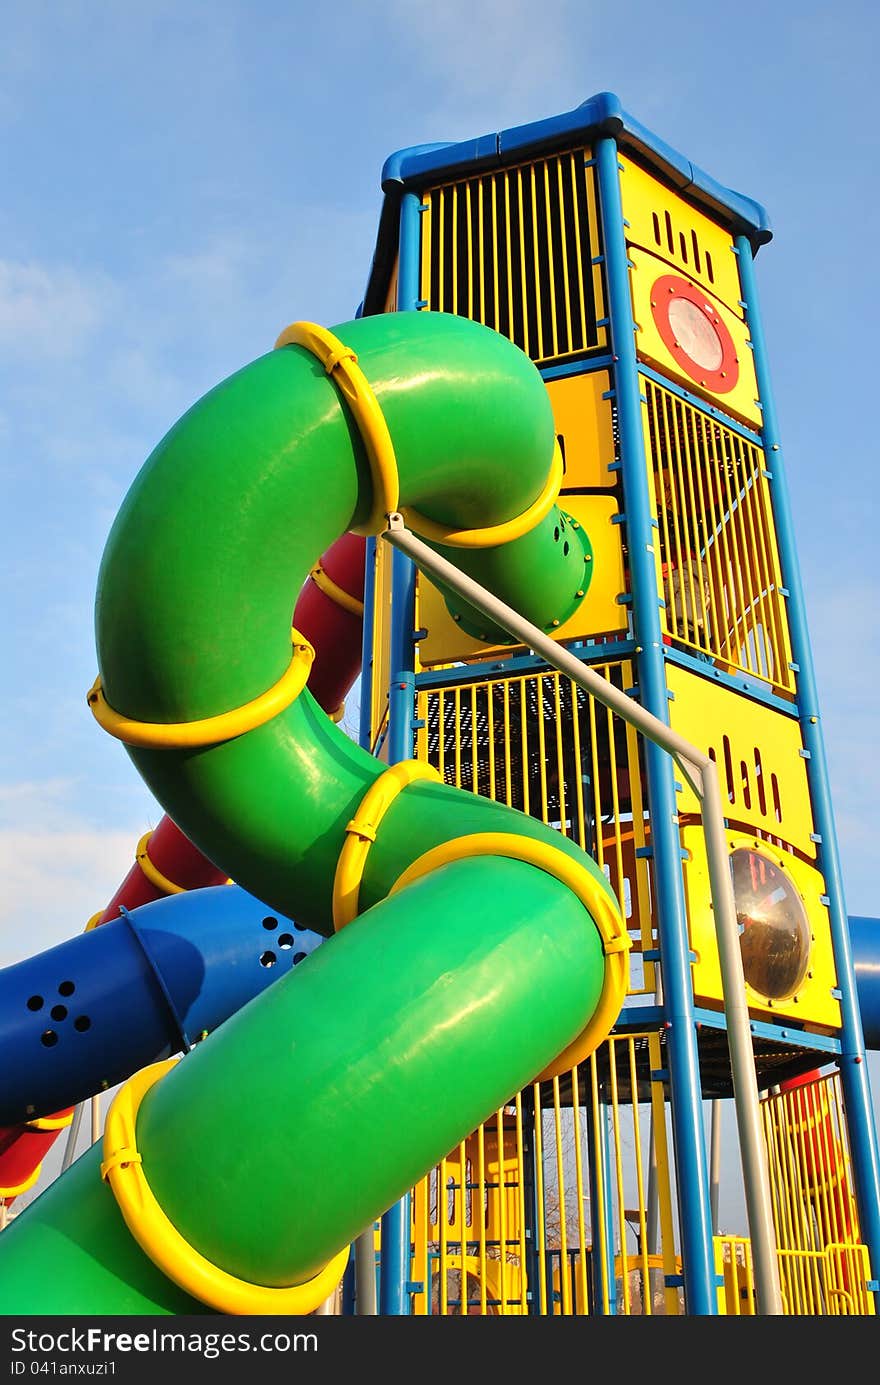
[2,3,878,1227]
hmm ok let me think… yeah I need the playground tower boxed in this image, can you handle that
[355,92,880,1315]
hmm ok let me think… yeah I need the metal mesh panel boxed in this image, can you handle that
[643,377,794,693]
[421,150,607,365]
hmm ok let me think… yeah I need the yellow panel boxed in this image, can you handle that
[546,370,616,490]
[629,247,762,430]
[666,662,816,857]
[415,493,628,669]
[682,825,840,1031]
[618,154,743,317]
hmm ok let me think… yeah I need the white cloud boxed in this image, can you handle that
[0,779,155,966]
[0,259,113,360]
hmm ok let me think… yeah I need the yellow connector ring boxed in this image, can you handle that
[101,1059,349,1315]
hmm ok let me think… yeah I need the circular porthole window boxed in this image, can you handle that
[730,848,811,1001]
[650,274,739,393]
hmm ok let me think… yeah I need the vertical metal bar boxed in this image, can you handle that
[551,1075,571,1314]
[709,1099,722,1233]
[477,177,486,326]
[571,1065,590,1315]
[355,1226,378,1315]
[608,1041,631,1314]
[477,1122,487,1314]
[552,673,566,833]
[627,1040,652,1314]
[583,156,606,347]
[532,1082,548,1315]
[514,1091,531,1314]
[516,168,530,358]
[503,170,514,343]
[569,679,587,852]
[556,157,574,353]
[543,159,559,359]
[736,235,880,1301]
[568,153,588,352]
[464,180,473,321]
[530,165,544,360]
[439,1155,448,1315]
[595,133,719,1314]
[586,1056,612,1314]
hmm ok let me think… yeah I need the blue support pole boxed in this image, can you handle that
[377,557,418,1316]
[595,135,718,1313]
[357,536,377,754]
[377,195,424,1316]
[736,236,880,1297]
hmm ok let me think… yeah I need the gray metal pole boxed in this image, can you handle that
[61,1103,86,1173]
[709,1100,722,1234]
[355,1228,378,1315]
[383,513,784,1314]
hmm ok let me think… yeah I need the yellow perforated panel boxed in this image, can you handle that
[618,154,743,317]
[682,826,841,1032]
[666,663,815,857]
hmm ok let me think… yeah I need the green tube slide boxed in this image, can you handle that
[0,312,623,1314]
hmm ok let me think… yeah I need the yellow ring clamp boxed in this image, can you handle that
[101,1059,349,1315]
[88,629,315,750]
[135,832,187,896]
[275,321,400,537]
[308,562,365,618]
[332,759,442,930]
[0,1165,43,1200]
[275,320,563,551]
[25,1112,73,1132]
[402,440,565,550]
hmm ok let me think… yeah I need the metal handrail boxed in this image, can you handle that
[384,511,784,1316]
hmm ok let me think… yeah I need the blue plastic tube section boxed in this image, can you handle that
[851,915,880,1051]
[0,886,322,1124]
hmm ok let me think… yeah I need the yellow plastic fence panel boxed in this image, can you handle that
[681,824,841,1031]
[419,149,607,367]
[412,1102,529,1315]
[714,1236,756,1315]
[618,154,744,319]
[666,663,814,855]
[760,1072,874,1314]
[545,370,617,490]
[640,378,794,691]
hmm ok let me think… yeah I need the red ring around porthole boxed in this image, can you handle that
[649,274,739,394]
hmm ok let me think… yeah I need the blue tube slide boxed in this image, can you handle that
[851,915,880,1052]
[0,887,322,1125]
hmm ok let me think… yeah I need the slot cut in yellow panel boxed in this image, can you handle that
[618,153,743,318]
[666,663,815,857]
[545,370,616,490]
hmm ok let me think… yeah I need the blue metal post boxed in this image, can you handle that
[736,236,880,1294]
[377,192,425,1316]
[357,537,377,754]
[377,553,418,1316]
[595,135,718,1313]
